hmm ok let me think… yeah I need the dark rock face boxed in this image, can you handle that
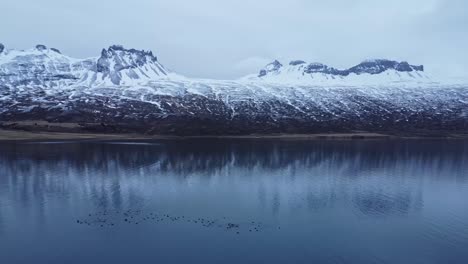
[348,60,398,74]
[258,60,283,77]
[348,60,423,75]
[0,43,4,54]
[395,61,412,72]
[289,60,306,66]
[50,48,61,54]
[304,63,347,76]
[96,51,110,73]
[412,65,424,71]
[36,44,47,51]
[259,69,267,77]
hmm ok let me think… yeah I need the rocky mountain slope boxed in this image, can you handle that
[0,43,467,135]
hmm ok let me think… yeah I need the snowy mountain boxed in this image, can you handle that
[0,44,93,88]
[0,43,467,135]
[92,45,172,86]
[0,44,174,88]
[242,59,433,85]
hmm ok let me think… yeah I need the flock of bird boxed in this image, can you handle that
[76,209,281,235]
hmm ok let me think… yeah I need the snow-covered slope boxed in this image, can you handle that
[0,43,467,135]
[242,59,435,85]
[1,76,466,134]
[0,44,94,88]
[0,44,175,88]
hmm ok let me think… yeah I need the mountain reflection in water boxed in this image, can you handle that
[0,139,467,264]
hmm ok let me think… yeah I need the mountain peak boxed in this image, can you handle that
[32,44,61,54]
[97,45,161,73]
[258,59,424,80]
[289,60,306,66]
[258,60,283,77]
[94,45,168,85]
[35,44,47,51]
[268,60,283,69]
[0,43,173,88]
[104,45,158,61]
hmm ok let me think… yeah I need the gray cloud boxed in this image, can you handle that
[1,0,467,79]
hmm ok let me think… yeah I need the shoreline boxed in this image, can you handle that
[1,121,467,141]
[0,128,467,141]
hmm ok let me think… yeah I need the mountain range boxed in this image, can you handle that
[245,59,431,85]
[0,43,467,136]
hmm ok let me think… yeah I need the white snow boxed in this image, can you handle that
[1,45,468,96]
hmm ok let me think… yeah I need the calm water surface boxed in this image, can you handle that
[0,139,467,264]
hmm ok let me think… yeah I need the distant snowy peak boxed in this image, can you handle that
[0,44,175,88]
[93,45,169,86]
[252,59,430,84]
[259,60,283,77]
[260,59,424,77]
[98,45,160,72]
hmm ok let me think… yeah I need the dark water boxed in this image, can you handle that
[0,139,468,264]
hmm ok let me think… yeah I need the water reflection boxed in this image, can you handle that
[0,139,468,263]
[0,140,466,220]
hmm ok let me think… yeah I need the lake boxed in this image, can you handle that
[0,139,467,264]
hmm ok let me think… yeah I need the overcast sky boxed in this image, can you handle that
[1,0,467,79]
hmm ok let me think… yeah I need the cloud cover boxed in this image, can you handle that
[1,0,467,79]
